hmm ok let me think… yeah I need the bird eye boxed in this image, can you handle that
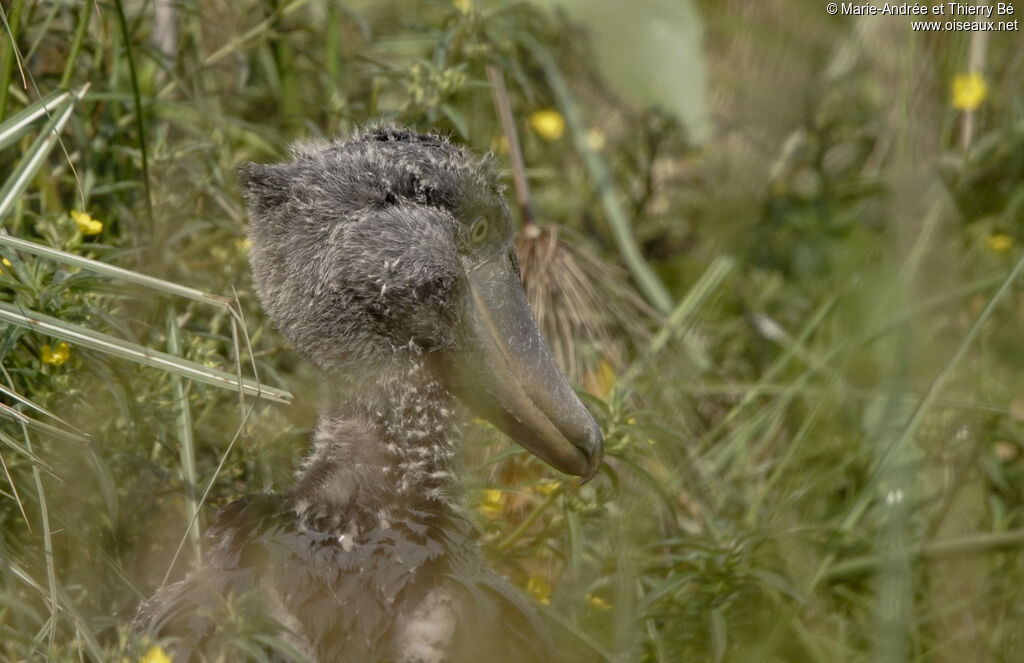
[470,217,489,244]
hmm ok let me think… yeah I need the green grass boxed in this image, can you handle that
[1,0,1023,661]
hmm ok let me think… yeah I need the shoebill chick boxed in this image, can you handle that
[135,126,604,662]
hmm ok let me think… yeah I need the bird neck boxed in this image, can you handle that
[292,353,462,535]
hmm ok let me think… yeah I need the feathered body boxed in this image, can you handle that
[136,127,602,662]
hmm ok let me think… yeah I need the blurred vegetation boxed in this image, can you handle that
[1,0,1023,661]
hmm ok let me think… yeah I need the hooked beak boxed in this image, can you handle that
[450,247,604,480]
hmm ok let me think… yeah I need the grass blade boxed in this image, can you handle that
[0,89,72,151]
[524,34,674,315]
[0,402,88,446]
[0,301,291,404]
[167,305,202,560]
[0,382,87,435]
[0,233,234,309]
[0,95,77,221]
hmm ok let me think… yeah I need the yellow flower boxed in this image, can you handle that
[491,135,509,154]
[585,128,606,151]
[0,257,10,275]
[534,480,561,496]
[952,72,987,111]
[453,0,471,13]
[526,574,551,605]
[71,210,103,235]
[529,109,565,141]
[41,342,70,366]
[479,489,505,518]
[138,646,173,663]
[583,358,616,400]
[985,233,1013,254]
[586,592,612,611]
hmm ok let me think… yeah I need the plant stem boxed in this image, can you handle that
[112,0,155,232]
[0,0,26,122]
[826,527,1024,580]
[525,34,674,315]
[495,483,564,554]
[486,65,535,229]
[59,1,93,89]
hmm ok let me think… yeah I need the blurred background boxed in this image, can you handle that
[1,0,1023,660]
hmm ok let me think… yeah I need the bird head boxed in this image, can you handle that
[239,127,603,480]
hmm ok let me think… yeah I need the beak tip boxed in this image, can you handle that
[576,423,604,483]
[578,465,600,485]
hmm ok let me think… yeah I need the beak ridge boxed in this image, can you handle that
[451,249,604,479]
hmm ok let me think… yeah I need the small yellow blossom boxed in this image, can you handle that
[586,593,612,611]
[534,480,561,496]
[526,574,551,605]
[985,233,1013,254]
[583,358,616,400]
[0,257,10,275]
[529,109,565,141]
[453,0,471,13]
[491,135,509,154]
[138,645,173,663]
[952,72,987,111]
[585,128,606,151]
[41,342,70,366]
[71,210,103,236]
[479,489,505,518]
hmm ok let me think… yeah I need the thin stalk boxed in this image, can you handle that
[703,293,838,445]
[230,286,257,417]
[757,250,1024,661]
[273,0,302,135]
[0,364,57,646]
[5,556,103,658]
[59,0,93,88]
[486,65,535,228]
[0,0,26,122]
[325,4,340,84]
[840,250,1024,533]
[0,301,291,404]
[155,0,316,101]
[537,603,615,662]
[826,527,1024,580]
[167,306,201,560]
[22,0,60,65]
[495,483,564,554]
[0,97,76,220]
[0,402,89,445]
[0,88,73,150]
[112,0,154,230]
[748,365,846,523]
[0,382,87,434]
[0,232,232,307]
[621,255,734,385]
[960,6,990,150]
[525,34,674,315]
[160,394,261,588]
